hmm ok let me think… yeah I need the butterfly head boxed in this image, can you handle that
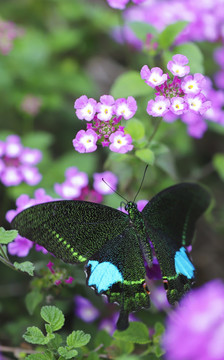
[125,201,138,213]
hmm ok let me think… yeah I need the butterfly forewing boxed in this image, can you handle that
[142,183,211,303]
[12,200,130,264]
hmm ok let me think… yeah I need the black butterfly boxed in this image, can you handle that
[11,183,210,330]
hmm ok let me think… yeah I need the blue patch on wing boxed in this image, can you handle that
[87,260,123,293]
[174,247,195,279]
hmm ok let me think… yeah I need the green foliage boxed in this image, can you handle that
[40,306,65,332]
[113,322,150,344]
[213,153,224,181]
[110,71,153,98]
[0,227,18,244]
[14,261,35,276]
[158,21,188,50]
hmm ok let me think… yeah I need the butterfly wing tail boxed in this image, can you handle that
[116,310,129,331]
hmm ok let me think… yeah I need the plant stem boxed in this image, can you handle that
[148,117,163,143]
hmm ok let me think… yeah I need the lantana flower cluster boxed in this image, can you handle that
[162,279,224,360]
[0,135,42,186]
[106,0,145,10]
[73,95,136,154]
[0,19,23,55]
[7,167,118,257]
[141,54,211,138]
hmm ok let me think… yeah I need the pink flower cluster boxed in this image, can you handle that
[7,168,118,257]
[141,54,212,138]
[0,135,42,186]
[0,19,24,55]
[106,0,146,10]
[162,279,224,360]
[118,0,224,47]
[73,95,136,154]
[214,47,224,90]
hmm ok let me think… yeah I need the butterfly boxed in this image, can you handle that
[11,182,210,330]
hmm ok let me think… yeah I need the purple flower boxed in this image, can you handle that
[214,46,224,68]
[170,97,188,115]
[167,55,190,77]
[0,20,24,55]
[8,235,33,257]
[185,93,211,115]
[147,96,170,117]
[99,312,138,335]
[96,95,115,122]
[114,96,137,120]
[47,261,55,274]
[74,95,97,121]
[64,276,74,284]
[55,167,88,200]
[106,0,129,9]
[182,112,208,138]
[21,95,42,116]
[93,171,118,195]
[74,295,99,322]
[150,285,170,311]
[214,70,224,90]
[0,135,42,186]
[72,129,98,153]
[181,73,206,95]
[141,66,168,88]
[109,130,133,153]
[162,279,224,360]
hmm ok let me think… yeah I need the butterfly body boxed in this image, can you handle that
[11,183,211,330]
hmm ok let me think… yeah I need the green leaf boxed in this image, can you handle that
[14,261,35,276]
[25,289,43,315]
[116,355,141,360]
[213,153,224,181]
[22,131,54,151]
[48,334,63,351]
[41,306,65,332]
[23,326,49,345]
[113,322,150,344]
[110,71,153,98]
[154,322,165,337]
[0,228,18,244]
[125,118,145,141]
[155,151,177,179]
[158,21,188,49]
[128,21,158,41]
[94,330,112,348]
[58,347,78,359]
[25,351,55,360]
[135,148,155,165]
[67,330,91,348]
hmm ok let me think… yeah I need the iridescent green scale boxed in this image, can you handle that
[11,183,210,330]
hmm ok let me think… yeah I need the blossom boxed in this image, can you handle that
[8,235,33,257]
[162,279,224,360]
[170,97,188,115]
[181,73,206,95]
[21,95,42,116]
[109,130,133,153]
[93,171,118,195]
[140,66,168,88]
[0,20,24,55]
[214,47,224,68]
[167,55,190,77]
[114,96,137,119]
[147,96,170,117]
[74,95,97,121]
[182,112,208,138]
[72,129,98,153]
[55,167,88,199]
[74,295,99,322]
[96,95,115,121]
[107,0,129,9]
[185,93,211,115]
[0,135,42,186]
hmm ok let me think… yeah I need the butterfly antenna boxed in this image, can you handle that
[133,165,148,203]
[102,178,128,203]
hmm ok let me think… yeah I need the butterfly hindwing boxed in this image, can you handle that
[86,225,150,329]
[142,183,211,304]
[11,200,130,265]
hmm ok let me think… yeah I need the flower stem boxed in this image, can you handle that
[148,117,163,143]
